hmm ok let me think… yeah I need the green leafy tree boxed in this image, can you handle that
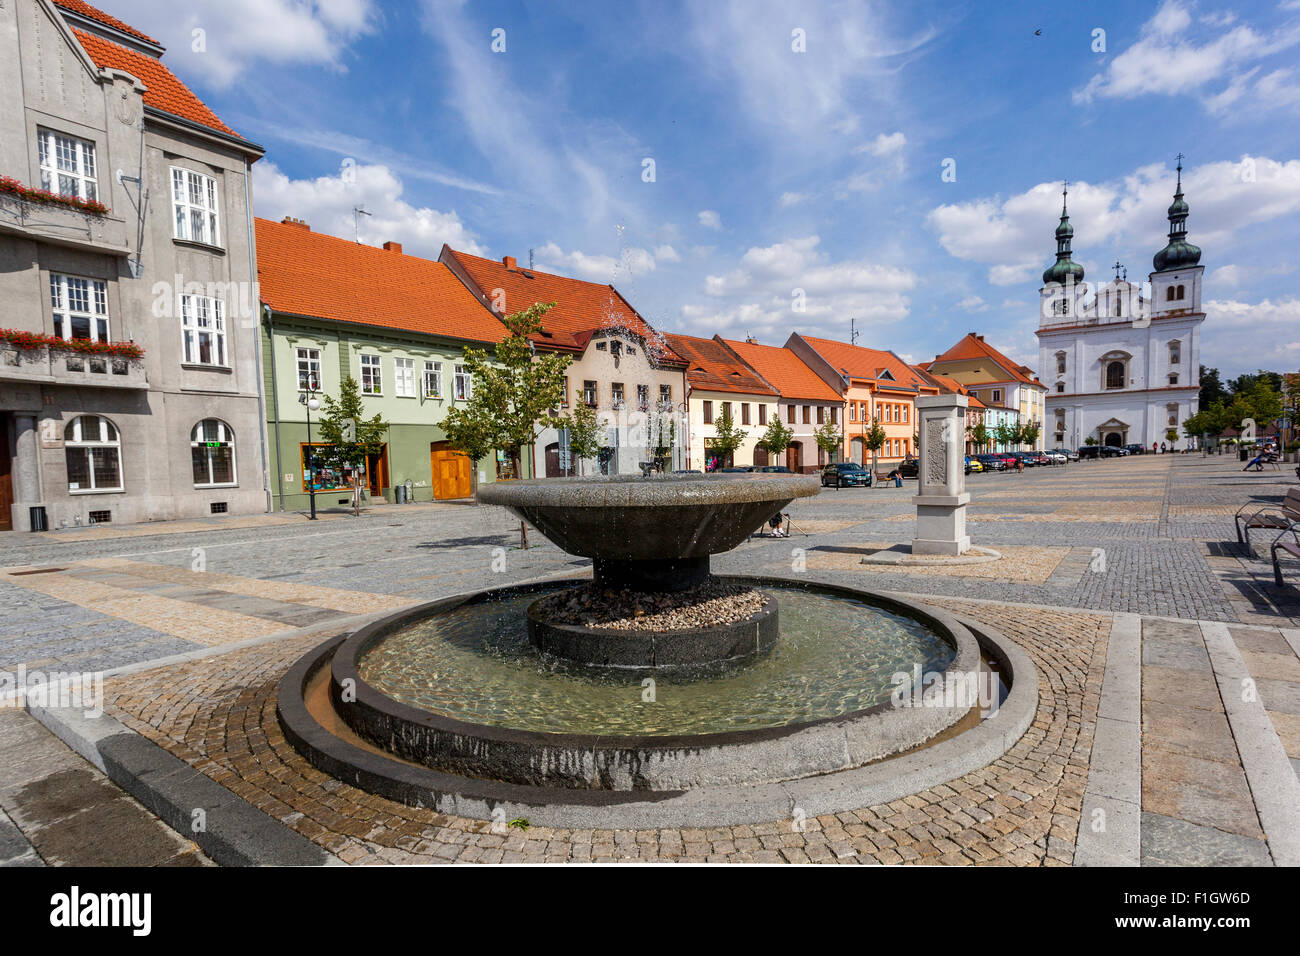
[1165,428,1180,446]
[1084,436,1098,446]
[316,375,389,513]
[442,301,570,478]
[1199,365,1229,408]
[993,422,1016,450]
[968,420,990,452]
[814,418,842,464]
[1020,422,1041,450]
[757,417,795,459]
[707,404,748,468]
[557,389,603,476]
[863,418,887,474]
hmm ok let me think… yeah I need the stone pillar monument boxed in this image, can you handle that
[912,394,969,556]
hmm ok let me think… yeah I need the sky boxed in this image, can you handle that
[109,0,1300,378]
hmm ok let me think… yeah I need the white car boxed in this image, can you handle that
[1044,450,1068,464]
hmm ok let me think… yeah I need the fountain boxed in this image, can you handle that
[277,472,1037,828]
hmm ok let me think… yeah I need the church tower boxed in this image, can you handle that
[1039,184,1088,323]
[1149,156,1203,316]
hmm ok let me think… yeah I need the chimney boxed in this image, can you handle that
[383,241,402,254]
[281,216,310,231]
[976,334,984,341]
[503,255,517,271]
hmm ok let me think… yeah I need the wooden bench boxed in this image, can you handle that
[1235,488,1300,554]
[1272,527,1300,586]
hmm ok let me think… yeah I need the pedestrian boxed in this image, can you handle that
[886,468,902,487]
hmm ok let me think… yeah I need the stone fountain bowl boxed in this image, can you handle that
[476,473,820,561]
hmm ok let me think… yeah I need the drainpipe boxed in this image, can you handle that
[265,304,285,511]
[245,169,272,513]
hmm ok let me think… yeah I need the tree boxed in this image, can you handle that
[813,418,842,465]
[863,418,886,475]
[968,420,990,452]
[1084,436,1098,446]
[1199,365,1229,408]
[757,417,794,460]
[1020,422,1041,450]
[557,389,603,476]
[1165,428,1180,446]
[442,301,570,480]
[316,375,389,514]
[707,404,748,469]
[993,422,1016,450]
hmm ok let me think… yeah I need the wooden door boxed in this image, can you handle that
[430,442,471,499]
[366,445,389,498]
[786,441,802,473]
[0,414,12,531]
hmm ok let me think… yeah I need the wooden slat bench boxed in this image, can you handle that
[1235,487,1300,554]
[1272,527,1300,586]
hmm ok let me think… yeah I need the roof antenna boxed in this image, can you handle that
[850,317,859,346]
[529,248,534,270]
[352,205,371,243]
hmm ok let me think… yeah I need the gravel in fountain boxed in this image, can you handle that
[534,579,764,631]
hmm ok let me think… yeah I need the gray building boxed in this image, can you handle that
[0,0,266,531]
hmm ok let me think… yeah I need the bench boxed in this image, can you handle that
[1272,526,1300,586]
[1235,488,1300,554]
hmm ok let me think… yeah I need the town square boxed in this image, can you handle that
[0,0,1298,928]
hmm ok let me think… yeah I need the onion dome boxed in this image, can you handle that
[1153,157,1201,272]
[1043,183,1085,286]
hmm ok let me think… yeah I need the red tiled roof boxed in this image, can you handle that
[798,335,936,392]
[256,219,508,344]
[72,29,241,139]
[57,0,157,45]
[441,248,683,364]
[664,334,777,397]
[929,333,1044,387]
[912,366,988,408]
[719,338,841,402]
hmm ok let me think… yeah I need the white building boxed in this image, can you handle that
[1037,165,1204,451]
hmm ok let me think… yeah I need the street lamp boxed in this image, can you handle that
[299,391,321,520]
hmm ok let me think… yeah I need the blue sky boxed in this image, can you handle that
[114,0,1300,377]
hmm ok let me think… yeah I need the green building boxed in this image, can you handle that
[256,217,509,511]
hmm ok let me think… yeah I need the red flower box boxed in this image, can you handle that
[0,328,143,360]
[0,176,109,217]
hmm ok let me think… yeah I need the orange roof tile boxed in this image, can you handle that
[798,335,936,392]
[911,366,988,408]
[441,248,683,365]
[928,333,1044,387]
[57,0,157,46]
[256,219,508,344]
[719,338,841,402]
[664,334,777,397]
[72,29,242,139]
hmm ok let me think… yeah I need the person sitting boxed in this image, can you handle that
[766,511,787,537]
[886,468,903,487]
[1244,453,1266,472]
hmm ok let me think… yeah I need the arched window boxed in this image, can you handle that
[65,415,122,492]
[191,419,236,487]
[1166,287,1175,301]
[1105,361,1125,390]
[1176,284,1185,300]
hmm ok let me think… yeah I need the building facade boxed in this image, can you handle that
[717,337,844,473]
[441,248,688,477]
[0,0,266,531]
[665,334,778,471]
[1036,171,1204,450]
[257,218,510,511]
[927,333,1047,450]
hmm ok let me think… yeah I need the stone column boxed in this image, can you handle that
[912,394,970,555]
[11,415,41,531]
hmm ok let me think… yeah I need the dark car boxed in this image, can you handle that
[897,456,919,479]
[1099,445,1124,458]
[1077,445,1100,459]
[821,462,872,487]
[673,469,702,474]
[1123,443,1144,455]
[758,465,791,473]
[974,453,1006,471]
[718,466,753,473]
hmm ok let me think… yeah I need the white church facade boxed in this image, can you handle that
[1037,163,1205,451]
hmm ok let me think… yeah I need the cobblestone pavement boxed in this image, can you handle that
[0,453,1297,864]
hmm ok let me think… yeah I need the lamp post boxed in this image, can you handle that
[299,391,321,520]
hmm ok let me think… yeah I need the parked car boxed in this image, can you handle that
[974,454,1006,471]
[821,462,872,488]
[1027,451,1050,465]
[965,456,984,473]
[674,469,702,474]
[1043,450,1067,465]
[758,465,791,473]
[1050,447,1078,462]
[898,456,920,479]
[719,466,753,473]
[1099,445,1125,458]
[1123,443,1145,455]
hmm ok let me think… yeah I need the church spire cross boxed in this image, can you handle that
[1113,260,1123,281]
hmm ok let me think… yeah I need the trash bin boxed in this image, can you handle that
[1239,448,1248,462]
[394,484,407,504]
[29,506,47,532]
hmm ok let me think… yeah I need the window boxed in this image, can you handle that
[64,415,121,492]
[611,382,624,408]
[1168,373,1179,386]
[991,389,1002,404]
[759,404,767,425]
[171,167,220,245]
[1166,287,1175,301]
[721,401,732,422]
[360,354,382,394]
[703,401,713,424]
[583,380,597,406]
[424,360,442,398]
[596,341,607,350]
[1056,382,1065,393]
[741,403,751,425]
[179,294,227,366]
[1105,361,1125,389]
[849,402,857,423]
[637,384,650,411]
[49,274,108,342]
[659,384,671,406]
[1169,342,1181,365]
[562,376,570,408]
[191,419,236,487]
[900,406,906,424]
[787,404,796,424]
[1176,284,1185,300]
[394,357,416,397]
[454,364,471,400]
[1167,404,1179,427]
[297,348,321,392]
[38,130,97,201]
[1056,352,1066,375]
[802,405,810,424]
[816,406,825,424]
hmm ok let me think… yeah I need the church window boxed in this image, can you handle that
[1169,341,1180,364]
[1176,285,1185,300]
[1168,374,1179,386]
[1166,287,1175,301]
[1105,361,1125,390]
[1056,382,1065,393]
[1055,352,1066,374]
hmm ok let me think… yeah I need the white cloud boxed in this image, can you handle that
[779,192,808,207]
[858,131,906,157]
[252,160,485,258]
[535,243,671,282]
[1203,297,1300,372]
[108,0,376,86]
[1073,0,1300,111]
[698,210,723,230]
[926,156,1300,286]
[957,295,990,311]
[653,244,681,263]
[1210,264,1242,285]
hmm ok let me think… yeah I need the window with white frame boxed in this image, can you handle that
[1168,341,1181,365]
[171,167,220,246]
[179,294,227,366]
[296,347,321,392]
[424,360,442,398]
[360,354,382,394]
[191,419,236,487]
[394,357,416,397]
[454,364,471,400]
[38,129,98,202]
[64,415,122,492]
[50,274,109,342]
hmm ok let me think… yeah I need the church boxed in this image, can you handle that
[1036,160,1205,451]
